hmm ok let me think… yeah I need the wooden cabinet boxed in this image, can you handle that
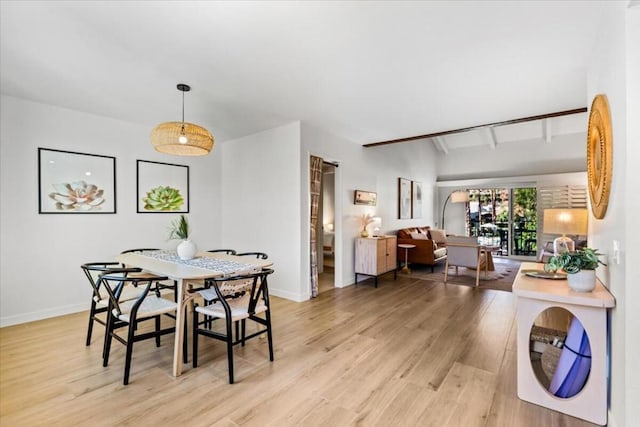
[355,236,397,287]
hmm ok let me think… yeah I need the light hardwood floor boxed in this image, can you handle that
[0,273,596,426]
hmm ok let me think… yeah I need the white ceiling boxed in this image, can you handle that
[0,1,610,151]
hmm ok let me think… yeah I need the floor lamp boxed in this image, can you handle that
[543,208,588,255]
[441,190,469,230]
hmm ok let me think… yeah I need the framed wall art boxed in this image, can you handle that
[412,181,422,219]
[398,177,411,219]
[38,148,116,214]
[354,189,377,206]
[137,160,189,213]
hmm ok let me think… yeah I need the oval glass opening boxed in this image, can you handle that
[529,307,591,398]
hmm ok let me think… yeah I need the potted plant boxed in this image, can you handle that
[545,247,606,292]
[168,214,197,260]
[360,213,375,237]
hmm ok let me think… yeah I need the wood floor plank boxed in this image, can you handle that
[0,261,597,426]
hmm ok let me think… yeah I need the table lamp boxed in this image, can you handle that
[371,217,382,236]
[543,208,588,255]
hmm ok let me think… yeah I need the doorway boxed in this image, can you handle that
[318,162,336,294]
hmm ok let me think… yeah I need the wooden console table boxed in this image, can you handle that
[512,262,615,425]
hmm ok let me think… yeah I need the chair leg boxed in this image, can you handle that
[235,321,240,344]
[183,307,188,364]
[103,312,114,366]
[192,309,199,368]
[241,319,246,347]
[86,301,97,346]
[266,312,274,362]
[123,322,136,385]
[155,315,161,347]
[225,318,234,384]
[475,266,480,287]
[444,260,449,283]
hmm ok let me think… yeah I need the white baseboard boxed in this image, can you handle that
[269,287,306,302]
[0,303,86,327]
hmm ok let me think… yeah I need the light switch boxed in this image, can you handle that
[612,240,620,265]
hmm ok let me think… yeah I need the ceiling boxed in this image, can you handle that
[0,1,610,152]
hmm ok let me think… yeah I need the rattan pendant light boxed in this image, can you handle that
[151,84,214,156]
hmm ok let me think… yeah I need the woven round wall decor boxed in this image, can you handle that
[586,94,613,219]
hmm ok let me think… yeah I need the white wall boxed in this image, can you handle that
[0,95,222,326]
[624,4,640,422]
[586,3,637,426]
[220,122,302,301]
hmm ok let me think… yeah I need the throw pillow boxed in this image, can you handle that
[429,228,447,244]
[410,232,428,240]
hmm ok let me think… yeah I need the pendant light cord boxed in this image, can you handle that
[180,87,185,134]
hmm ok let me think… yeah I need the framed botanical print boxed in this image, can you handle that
[38,148,116,214]
[137,160,189,213]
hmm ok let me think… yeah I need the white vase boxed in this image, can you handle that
[567,269,596,292]
[177,239,198,260]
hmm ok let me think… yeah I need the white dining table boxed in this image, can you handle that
[116,250,272,376]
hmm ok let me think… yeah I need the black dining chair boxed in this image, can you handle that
[192,269,275,384]
[118,248,188,364]
[207,249,237,255]
[100,269,178,385]
[120,248,177,298]
[236,252,268,260]
[81,262,134,347]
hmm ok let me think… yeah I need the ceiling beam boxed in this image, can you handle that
[542,118,552,143]
[486,127,497,149]
[363,107,587,148]
[433,136,449,154]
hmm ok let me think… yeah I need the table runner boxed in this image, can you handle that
[140,250,258,277]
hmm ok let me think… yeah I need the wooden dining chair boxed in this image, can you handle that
[192,269,275,384]
[99,269,178,385]
[444,236,488,287]
[236,251,268,260]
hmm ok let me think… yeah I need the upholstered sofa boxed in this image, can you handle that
[396,226,448,271]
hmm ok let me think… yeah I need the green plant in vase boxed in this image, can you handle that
[545,247,606,292]
[168,214,190,240]
[168,214,197,260]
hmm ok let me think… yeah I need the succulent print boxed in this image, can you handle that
[49,181,105,211]
[143,186,184,211]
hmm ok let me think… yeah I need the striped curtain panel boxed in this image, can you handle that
[309,155,323,298]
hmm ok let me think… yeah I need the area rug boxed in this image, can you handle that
[398,258,520,292]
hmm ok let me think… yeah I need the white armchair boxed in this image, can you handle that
[444,236,488,287]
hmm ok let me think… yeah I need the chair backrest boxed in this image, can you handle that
[81,262,122,303]
[207,249,237,255]
[120,248,160,254]
[446,236,481,268]
[97,269,168,318]
[120,248,160,268]
[204,269,275,313]
[236,252,269,260]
